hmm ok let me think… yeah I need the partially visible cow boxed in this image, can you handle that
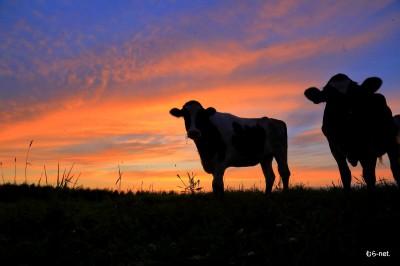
[395,115,400,165]
[170,100,291,197]
[304,74,400,190]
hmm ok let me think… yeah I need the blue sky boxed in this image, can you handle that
[0,0,399,190]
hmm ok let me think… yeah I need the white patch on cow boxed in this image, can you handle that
[210,112,258,142]
[329,79,351,94]
[210,112,269,165]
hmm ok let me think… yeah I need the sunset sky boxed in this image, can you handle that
[1,0,399,191]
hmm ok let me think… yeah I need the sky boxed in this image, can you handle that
[1,0,399,192]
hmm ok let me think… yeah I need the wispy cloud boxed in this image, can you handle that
[1,0,399,189]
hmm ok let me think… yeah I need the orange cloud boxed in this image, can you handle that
[2,0,399,191]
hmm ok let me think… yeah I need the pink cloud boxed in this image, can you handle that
[1,0,399,191]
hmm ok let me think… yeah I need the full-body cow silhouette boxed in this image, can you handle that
[304,74,400,190]
[170,100,290,197]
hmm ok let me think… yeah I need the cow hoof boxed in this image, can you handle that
[212,187,225,200]
[343,184,351,191]
[367,185,376,194]
[212,181,224,196]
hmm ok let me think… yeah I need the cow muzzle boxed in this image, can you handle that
[187,129,201,140]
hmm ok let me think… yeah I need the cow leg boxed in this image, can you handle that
[212,165,225,199]
[387,145,400,185]
[261,156,275,193]
[328,141,351,190]
[274,153,291,190]
[359,157,377,191]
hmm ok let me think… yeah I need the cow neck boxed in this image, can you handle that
[193,115,225,164]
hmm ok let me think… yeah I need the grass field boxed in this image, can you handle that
[0,183,399,265]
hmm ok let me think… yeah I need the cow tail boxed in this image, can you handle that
[283,121,288,149]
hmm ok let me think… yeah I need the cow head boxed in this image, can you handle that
[170,100,216,140]
[304,73,382,104]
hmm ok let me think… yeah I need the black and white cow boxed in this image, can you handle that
[170,100,291,197]
[304,74,400,190]
[395,115,400,164]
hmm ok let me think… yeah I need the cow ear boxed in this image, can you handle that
[170,108,183,117]
[304,87,325,104]
[361,77,382,93]
[205,107,216,116]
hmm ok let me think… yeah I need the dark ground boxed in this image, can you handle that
[0,184,399,265]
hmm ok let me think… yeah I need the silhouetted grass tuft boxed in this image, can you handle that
[177,172,203,194]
